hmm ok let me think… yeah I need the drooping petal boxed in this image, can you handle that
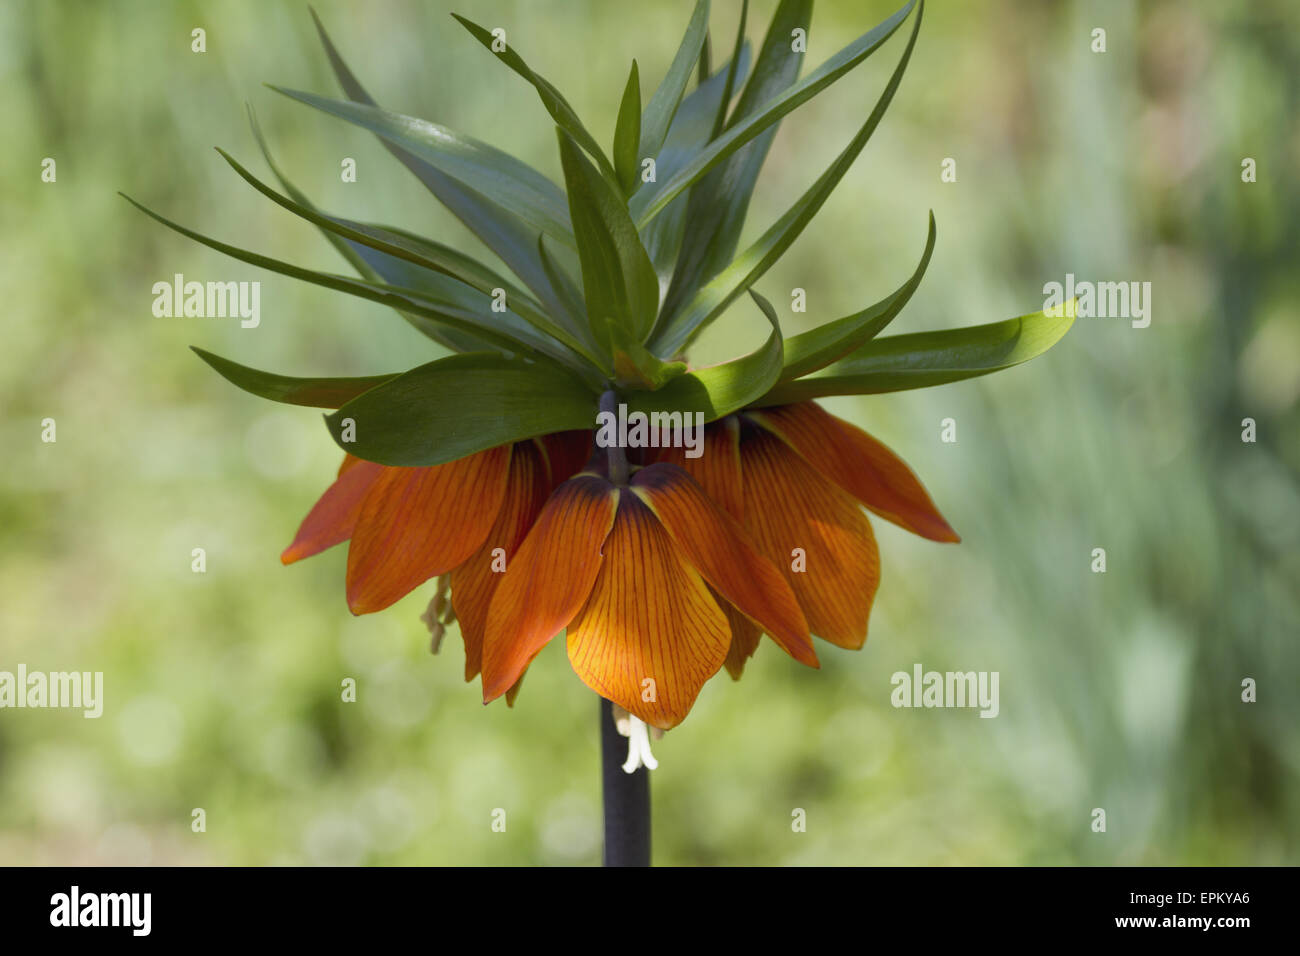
[537,430,595,488]
[717,588,763,680]
[566,492,730,730]
[749,402,960,543]
[346,445,511,614]
[481,475,619,701]
[504,673,526,707]
[450,441,551,681]
[740,427,880,649]
[640,417,743,520]
[282,459,385,565]
[631,462,816,668]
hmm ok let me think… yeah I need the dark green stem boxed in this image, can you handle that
[599,389,629,484]
[600,697,650,866]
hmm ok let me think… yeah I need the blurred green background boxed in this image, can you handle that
[2,0,1297,866]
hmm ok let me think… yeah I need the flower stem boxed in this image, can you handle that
[600,697,650,866]
[599,390,629,485]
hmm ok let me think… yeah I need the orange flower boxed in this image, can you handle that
[282,432,591,698]
[281,400,953,730]
[480,461,818,729]
[646,401,959,675]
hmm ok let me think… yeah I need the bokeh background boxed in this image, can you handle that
[2,0,1297,865]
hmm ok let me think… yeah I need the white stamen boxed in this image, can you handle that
[621,714,659,773]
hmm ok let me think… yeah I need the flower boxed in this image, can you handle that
[137,0,1074,744]
[479,458,817,729]
[643,400,958,674]
[282,431,590,698]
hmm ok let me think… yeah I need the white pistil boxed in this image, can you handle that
[613,704,659,773]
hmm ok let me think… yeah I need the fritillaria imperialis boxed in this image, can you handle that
[127,0,1071,851]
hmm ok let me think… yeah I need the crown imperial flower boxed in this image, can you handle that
[129,0,1071,741]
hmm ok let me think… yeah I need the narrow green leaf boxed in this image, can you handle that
[309,7,372,102]
[121,192,600,385]
[626,288,783,422]
[658,0,806,330]
[751,303,1077,405]
[537,233,589,336]
[271,86,572,247]
[325,352,599,467]
[214,146,607,368]
[634,43,752,280]
[613,61,643,196]
[305,11,587,334]
[709,0,750,139]
[779,211,936,380]
[653,0,924,356]
[219,146,539,311]
[245,104,488,354]
[639,0,711,163]
[192,347,395,408]
[635,0,915,227]
[450,13,619,185]
[557,129,660,350]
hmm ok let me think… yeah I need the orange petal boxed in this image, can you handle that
[281,459,385,565]
[346,445,510,615]
[481,475,618,701]
[450,441,550,681]
[640,418,743,521]
[537,430,594,488]
[750,402,960,543]
[740,427,880,649]
[337,453,364,477]
[566,492,730,730]
[631,462,816,669]
[717,588,763,680]
[504,674,525,707]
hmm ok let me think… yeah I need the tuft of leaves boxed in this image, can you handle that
[128,0,1072,466]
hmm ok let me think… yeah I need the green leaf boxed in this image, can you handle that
[245,104,489,355]
[638,0,711,164]
[634,44,752,287]
[556,129,660,351]
[450,13,619,185]
[537,233,589,334]
[613,60,643,196]
[121,192,602,387]
[625,288,783,422]
[304,11,586,333]
[271,86,572,248]
[325,352,599,467]
[192,347,395,408]
[696,25,711,84]
[658,0,807,330]
[779,211,936,380]
[608,321,689,390]
[635,0,915,227]
[751,302,1077,405]
[708,0,750,139]
[653,0,923,356]
[219,146,540,312]
[214,146,607,368]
